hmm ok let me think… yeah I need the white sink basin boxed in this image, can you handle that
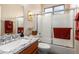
[0,39,30,52]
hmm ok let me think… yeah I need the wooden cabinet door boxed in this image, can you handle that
[19,41,38,54]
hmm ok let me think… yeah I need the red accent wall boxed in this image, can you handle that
[5,21,13,33]
[53,28,71,40]
[18,27,24,33]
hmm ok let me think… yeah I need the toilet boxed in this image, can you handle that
[38,43,51,54]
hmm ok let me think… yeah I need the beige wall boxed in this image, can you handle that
[1,4,23,18]
[1,4,24,35]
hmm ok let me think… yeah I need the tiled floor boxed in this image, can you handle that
[38,43,75,54]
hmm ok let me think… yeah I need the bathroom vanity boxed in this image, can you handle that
[0,36,38,54]
[18,41,38,54]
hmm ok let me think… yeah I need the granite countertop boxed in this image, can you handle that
[0,36,38,54]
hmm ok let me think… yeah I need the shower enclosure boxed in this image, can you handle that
[37,7,77,49]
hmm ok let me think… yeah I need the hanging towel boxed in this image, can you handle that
[18,27,24,33]
[76,21,79,41]
[5,21,13,33]
[76,30,79,40]
[53,28,71,40]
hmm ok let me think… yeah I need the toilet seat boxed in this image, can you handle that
[38,43,50,49]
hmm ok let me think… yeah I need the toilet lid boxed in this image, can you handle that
[38,43,50,49]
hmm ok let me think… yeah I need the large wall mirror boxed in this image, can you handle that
[0,19,1,35]
[16,17,24,34]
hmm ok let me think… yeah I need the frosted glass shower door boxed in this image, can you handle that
[52,10,75,47]
[41,13,52,43]
[37,15,42,36]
